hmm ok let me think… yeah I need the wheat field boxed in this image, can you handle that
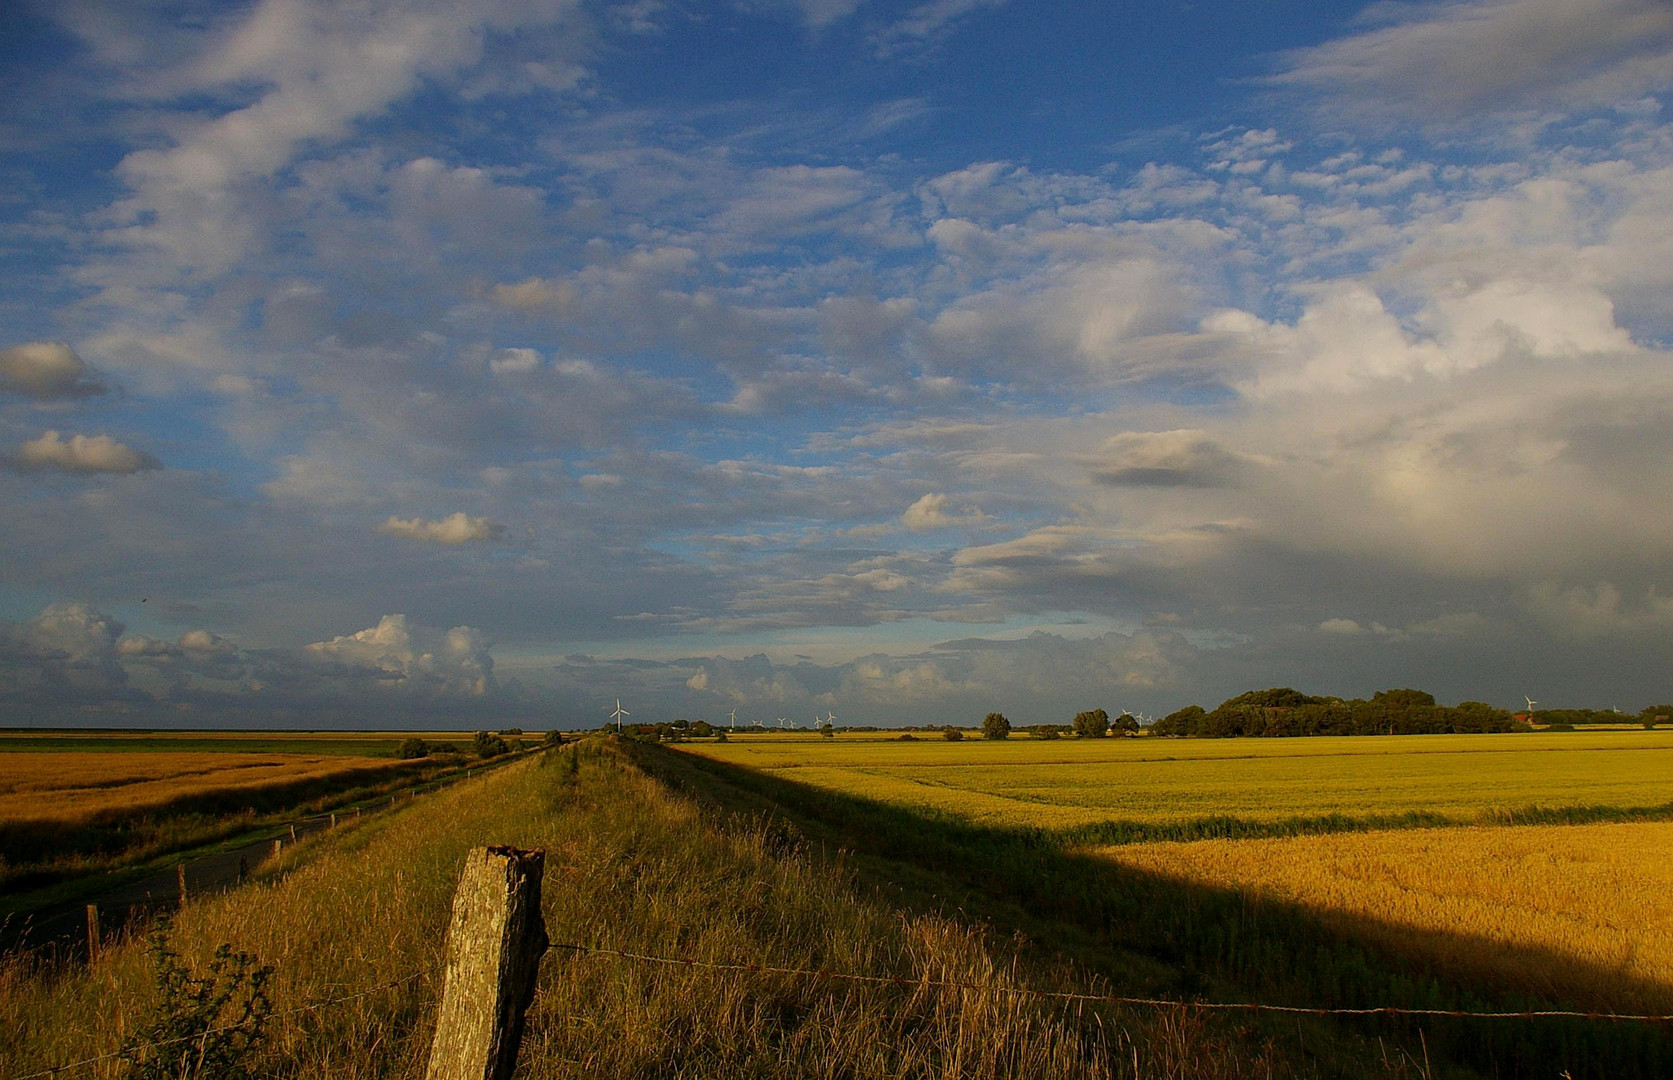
[683,730,1673,828]
[1097,821,1673,1011]
[0,752,408,826]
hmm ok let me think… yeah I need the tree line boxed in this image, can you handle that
[1149,688,1525,738]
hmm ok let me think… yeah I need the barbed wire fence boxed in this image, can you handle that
[11,940,1670,1080]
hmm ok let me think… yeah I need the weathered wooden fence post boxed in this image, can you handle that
[425,846,548,1080]
[85,904,100,962]
[177,864,188,907]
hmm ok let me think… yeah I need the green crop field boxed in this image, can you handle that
[680,729,1673,830]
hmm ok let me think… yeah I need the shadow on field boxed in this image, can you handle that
[643,742,1673,1080]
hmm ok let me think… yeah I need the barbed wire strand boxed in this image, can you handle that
[6,971,427,1080]
[16,938,1673,1080]
[550,941,1673,1024]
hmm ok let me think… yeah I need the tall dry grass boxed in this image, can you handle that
[0,739,1304,1080]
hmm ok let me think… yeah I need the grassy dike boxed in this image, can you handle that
[1,737,1314,1080]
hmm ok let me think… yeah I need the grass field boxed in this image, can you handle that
[1098,821,1673,1013]
[682,730,1673,830]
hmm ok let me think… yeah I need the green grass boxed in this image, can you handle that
[684,730,1673,830]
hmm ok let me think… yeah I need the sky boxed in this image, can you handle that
[3,0,1673,729]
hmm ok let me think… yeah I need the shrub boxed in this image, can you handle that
[1111,712,1140,736]
[472,731,512,759]
[543,729,565,746]
[396,737,430,759]
[120,922,272,1080]
[981,712,1011,740]
[1033,724,1060,740]
[941,727,964,742]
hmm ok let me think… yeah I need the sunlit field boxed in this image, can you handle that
[681,730,1673,829]
[1099,821,1673,1012]
[0,751,410,826]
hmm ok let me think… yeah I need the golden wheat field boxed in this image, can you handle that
[0,752,408,825]
[1097,821,1673,1011]
[683,730,1673,827]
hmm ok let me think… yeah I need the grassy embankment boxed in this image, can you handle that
[667,737,1673,1080]
[2,738,1376,1080]
[0,735,481,899]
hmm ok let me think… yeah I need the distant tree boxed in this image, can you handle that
[896,733,918,741]
[715,731,728,742]
[821,725,835,739]
[1033,724,1060,740]
[1072,709,1109,738]
[472,731,512,758]
[690,720,714,737]
[497,727,524,736]
[543,729,565,746]
[1640,705,1671,729]
[1150,705,1203,737]
[397,737,430,759]
[981,712,1012,740]
[942,726,964,741]
[1111,712,1140,736]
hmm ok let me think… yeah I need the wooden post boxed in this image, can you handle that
[85,904,100,961]
[330,812,338,828]
[177,864,188,907]
[272,838,283,859]
[425,846,548,1080]
[290,824,298,841]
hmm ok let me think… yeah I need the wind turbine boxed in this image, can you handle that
[1523,695,1538,715]
[776,717,786,729]
[728,708,738,730]
[611,699,630,730]
[825,711,837,727]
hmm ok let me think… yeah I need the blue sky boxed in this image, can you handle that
[4,0,1673,728]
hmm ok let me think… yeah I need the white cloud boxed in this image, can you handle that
[13,431,158,474]
[304,614,494,696]
[378,512,506,544]
[0,342,106,400]
[1271,0,1673,126]
[902,492,985,531]
[1319,618,1364,634]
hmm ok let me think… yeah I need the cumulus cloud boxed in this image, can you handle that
[378,512,506,544]
[304,614,494,696]
[11,431,159,474]
[5,602,129,690]
[0,342,106,399]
